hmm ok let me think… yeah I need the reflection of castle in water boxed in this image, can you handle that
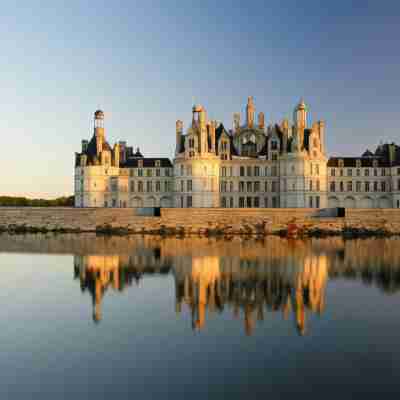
[72,236,400,334]
[73,238,330,335]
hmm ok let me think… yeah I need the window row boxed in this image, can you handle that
[130,181,173,193]
[330,168,389,177]
[329,181,390,192]
[129,168,172,178]
[220,196,280,208]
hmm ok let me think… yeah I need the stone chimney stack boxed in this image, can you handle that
[209,120,216,153]
[246,96,255,128]
[176,120,183,155]
[318,120,325,154]
[113,143,120,167]
[199,107,208,154]
[258,112,265,130]
[233,112,240,133]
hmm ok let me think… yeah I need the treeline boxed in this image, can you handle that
[0,196,74,207]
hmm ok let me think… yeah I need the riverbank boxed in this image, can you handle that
[1,207,400,238]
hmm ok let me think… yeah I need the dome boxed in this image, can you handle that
[94,110,104,119]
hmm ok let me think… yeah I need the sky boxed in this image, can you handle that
[1,0,400,197]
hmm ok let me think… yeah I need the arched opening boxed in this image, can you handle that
[328,196,340,208]
[344,196,356,208]
[360,196,373,208]
[378,196,391,209]
[131,197,143,208]
[146,196,156,207]
[160,196,172,208]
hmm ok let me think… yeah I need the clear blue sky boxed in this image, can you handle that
[1,1,399,197]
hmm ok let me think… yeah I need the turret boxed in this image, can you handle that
[317,120,325,154]
[94,110,105,155]
[294,99,307,150]
[198,106,208,154]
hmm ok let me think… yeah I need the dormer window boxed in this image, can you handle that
[373,159,378,168]
[356,159,361,168]
[138,160,143,168]
[338,159,344,168]
[271,141,278,151]
[155,160,161,167]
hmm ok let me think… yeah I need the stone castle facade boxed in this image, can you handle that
[75,98,400,209]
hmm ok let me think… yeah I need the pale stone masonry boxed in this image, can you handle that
[75,98,400,208]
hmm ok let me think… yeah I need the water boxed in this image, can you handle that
[1,234,400,399]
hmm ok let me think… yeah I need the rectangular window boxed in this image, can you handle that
[347,169,352,176]
[229,181,233,192]
[374,181,378,192]
[187,196,192,208]
[272,153,278,161]
[347,181,352,192]
[316,164,320,175]
[221,197,227,207]
[165,168,170,177]
[309,196,313,208]
[146,181,153,192]
[240,167,245,177]
[180,165,184,176]
[230,197,234,208]
[254,181,260,192]
[365,182,370,192]
[156,181,161,192]
[356,181,361,192]
[187,180,192,192]
[164,181,169,192]
[340,169,344,177]
[316,196,320,208]
[221,167,226,177]
[156,168,160,177]
[180,180,184,192]
[330,182,335,192]
[356,169,360,176]
[246,197,252,207]
[147,169,153,177]
[272,197,278,208]
[138,181,143,192]
[271,166,277,176]
[264,181,268,192]
[247,166,252,177]
[272,181,277,192]
[331,168,336,177]
[264,197,268,208]
[138,169,143,177]
[239,181,244,192]
[130,181,135,192]
[381,181,386,192]
[239,197,245,208]
[364,169,369,177]
[247,182,252,192]
[374,169,378,177]
[254,197,260,208]
[254,166,260,176]
[382,169,386,176]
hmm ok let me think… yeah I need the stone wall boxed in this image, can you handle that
[1,207,400,236]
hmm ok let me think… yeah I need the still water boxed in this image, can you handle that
[1,233,400,399]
